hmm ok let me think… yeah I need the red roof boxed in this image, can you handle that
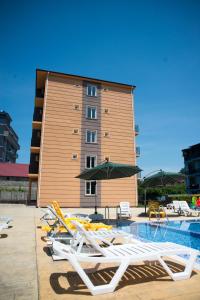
[0,163,29,178]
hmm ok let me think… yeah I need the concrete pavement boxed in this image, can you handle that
[0,204,200,300]
[0,204,39,300]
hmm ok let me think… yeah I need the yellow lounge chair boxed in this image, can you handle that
[148,200,166,220]
[42,201,112,233]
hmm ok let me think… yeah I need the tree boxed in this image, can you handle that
[138,180,186,205]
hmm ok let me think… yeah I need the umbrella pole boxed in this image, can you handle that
[95,181,97,214]
[144,188,147,215]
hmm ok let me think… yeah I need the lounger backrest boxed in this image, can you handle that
[47,205,74,236]
[120,202,130,214]
[172,201,180,210]
[180,201,190,210]
[71,221,107,256]
[52,201,65,222]
[148,201,160,211]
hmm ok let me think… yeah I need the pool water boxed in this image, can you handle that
[119,219,200,263]
[165,219,200,234]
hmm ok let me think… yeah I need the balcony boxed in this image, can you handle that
[136,146,140,157]
[135,124,139,136]
[31,129,41,147]
[36,88,45,98]
[188,184,199,191]
[29,163,39,174]
[29,153,39,174]
[35,88,45,108]
[33,107,43,122]
[32,121,42,130]
[188,168,198,174]
[28,173,38,179]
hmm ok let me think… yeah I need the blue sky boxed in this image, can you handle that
[0,0,200,176]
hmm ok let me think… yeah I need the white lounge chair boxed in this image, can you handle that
[117,201,132,219]
[41,204,91,233]
[0,223,7,232]
[172,201,181,214]
[167,201,182,214]
[41,205,90,223]
[47,206,134,259]
[53,220,199,296]
[40,208,57,222]
[0,217,12,228]
[179,201,199,217]
[0,217,12,233]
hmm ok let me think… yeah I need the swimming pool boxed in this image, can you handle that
[119,219,200,264]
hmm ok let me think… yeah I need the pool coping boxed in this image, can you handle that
[120,219,200,271]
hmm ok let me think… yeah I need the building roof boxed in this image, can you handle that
[0,110,12,122]
[182,143,200,152]
[36,68,136,89]
[0,163,29,178]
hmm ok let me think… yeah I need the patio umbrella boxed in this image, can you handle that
[142,170,186,214]
[76,161,142,214]
[142,170,185,188]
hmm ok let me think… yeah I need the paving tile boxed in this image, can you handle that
[1,204,200,300]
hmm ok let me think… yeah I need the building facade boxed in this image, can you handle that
[28,69,139,207]
[0,111,20,163]
[182,143,200,194]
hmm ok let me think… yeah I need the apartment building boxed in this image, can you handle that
[182,143,200,194]
[28,69,139,207]
[0,110,20,163]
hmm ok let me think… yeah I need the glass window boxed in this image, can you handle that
[86,130,97,143]
[87,84,97,97]
[87,106,97,119]
[86,155,96,168]
[85,181,96,195]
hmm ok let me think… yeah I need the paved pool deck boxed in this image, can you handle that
[0,204,200,300]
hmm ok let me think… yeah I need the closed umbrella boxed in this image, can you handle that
[76,160,142,214]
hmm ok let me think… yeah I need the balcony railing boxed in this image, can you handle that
[188,168,198,174]
[136,146,140,157]
[189,184,199,190]
[33,107,43,122]
[135,124,139,135]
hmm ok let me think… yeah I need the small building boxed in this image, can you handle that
[0,110,20,163]
[0,163,38,204]
[182,143,200,194]
[0,162,29,184]
[29,69,139,207]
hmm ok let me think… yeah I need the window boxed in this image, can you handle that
[85,181,96,195]
[86,106,97,119]
[86,155,96,168]
[86,130,97,143]
[87,84,97,97]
